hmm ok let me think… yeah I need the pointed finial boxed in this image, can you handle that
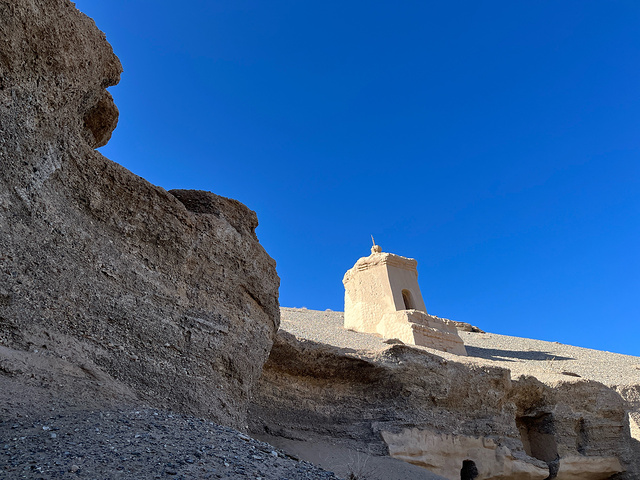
[370,235,381,254]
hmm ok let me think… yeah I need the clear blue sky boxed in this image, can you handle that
[74,1,639,356]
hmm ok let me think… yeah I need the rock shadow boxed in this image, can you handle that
[465,346,574,362]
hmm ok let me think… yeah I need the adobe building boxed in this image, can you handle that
[343,244,467,355]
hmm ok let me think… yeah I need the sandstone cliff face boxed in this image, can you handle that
[0,0,279,428]
[250,314,639,480]
[250,332,547,478]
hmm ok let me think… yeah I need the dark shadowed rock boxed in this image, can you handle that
[0,0,279,428]
[170,189,260,239]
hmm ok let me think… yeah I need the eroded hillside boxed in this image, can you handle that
[248,308,640,480]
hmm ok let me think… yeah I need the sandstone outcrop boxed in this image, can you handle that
[250,309,640,480]
[0,0,279,428]
[382,429,549,479]
[3,2,638,479]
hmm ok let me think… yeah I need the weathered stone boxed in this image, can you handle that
[83,90,119,148]
[0,0,279,428]
[343,245,467,355]
[379,310,467,355]
[381,428,549,480]
[250,309,639,480]
[250,331,523,471]
[555,456,623,480]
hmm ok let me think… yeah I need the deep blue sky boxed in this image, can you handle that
[74,1,639,356]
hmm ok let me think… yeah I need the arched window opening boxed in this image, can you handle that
[461,460,478,480]
[402,289,414,310]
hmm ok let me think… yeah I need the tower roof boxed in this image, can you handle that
[343,248,418,284]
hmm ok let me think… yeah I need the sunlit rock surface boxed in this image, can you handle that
[0,0,279,428]
[250,308,639,479]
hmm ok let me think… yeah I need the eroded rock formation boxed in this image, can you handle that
[0,0,279,428]
[2,3,638,479]
[250,311,640,480]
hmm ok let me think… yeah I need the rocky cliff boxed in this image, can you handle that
[0,0,279,429]
[2,3,638,480]
[249,309,640,480]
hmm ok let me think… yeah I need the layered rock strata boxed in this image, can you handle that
[250,309,640,480]
[0,0,279,428]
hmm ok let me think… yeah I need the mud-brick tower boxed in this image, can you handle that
[343,244,467,355]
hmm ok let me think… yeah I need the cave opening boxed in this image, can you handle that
[517,412,558,462]
[517,412,559,478]
[460,459,478,480]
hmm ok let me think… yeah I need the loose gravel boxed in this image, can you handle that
[0,407,340,480]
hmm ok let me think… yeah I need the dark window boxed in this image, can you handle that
[402,289,413,310]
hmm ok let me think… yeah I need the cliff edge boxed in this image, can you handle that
[0,0,279,429]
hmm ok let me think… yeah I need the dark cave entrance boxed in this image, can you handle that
[517,412,559,478]
[460,460,478,480]
[517,412,558,462]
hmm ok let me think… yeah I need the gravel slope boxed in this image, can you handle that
[280,307,640,388]
[0,408,340,480]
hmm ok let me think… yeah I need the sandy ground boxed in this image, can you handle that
[253,433,447,480]
[0,407,341,480]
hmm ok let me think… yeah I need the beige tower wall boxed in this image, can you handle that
[344,262,395,333]
[343,247,467,356]
[387,264,427,313]
[343,251,424,333]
